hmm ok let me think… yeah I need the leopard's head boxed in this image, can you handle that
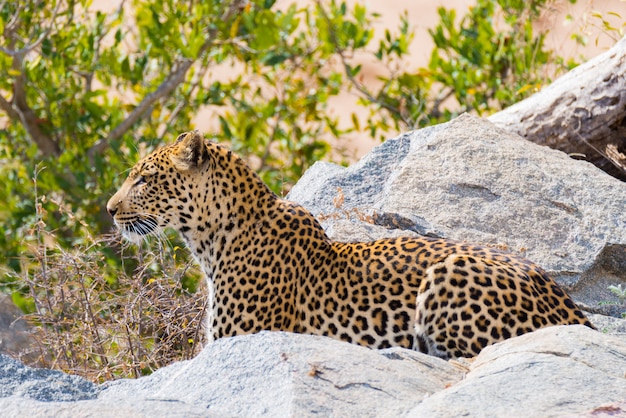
[107,131,210,242]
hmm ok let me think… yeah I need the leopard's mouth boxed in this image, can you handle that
[115,216,159,240]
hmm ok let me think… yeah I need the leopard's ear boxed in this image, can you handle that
[170,130,209,172]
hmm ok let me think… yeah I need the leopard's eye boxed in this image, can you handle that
[134,163,156,187]
[134,176,147,187]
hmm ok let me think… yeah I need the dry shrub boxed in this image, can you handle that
[19,235,206,382]
[11,195,206,382]
[318,187,376,224]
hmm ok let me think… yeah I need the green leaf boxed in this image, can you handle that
[262,52,290,66]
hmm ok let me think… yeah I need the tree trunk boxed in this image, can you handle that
[489,36,626,181]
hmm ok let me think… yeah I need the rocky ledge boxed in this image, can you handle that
[1,114,625,417]
[1,326,625,417]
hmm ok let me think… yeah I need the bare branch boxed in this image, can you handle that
[156,57,213,140]
[0,94,19,120]
[0,1,61,58]
[87,58,194,161]
[3,3,25,40]
[1,0,62,157]
[430,88,455,119]
[88,0,247,162]
[0,31,44,57]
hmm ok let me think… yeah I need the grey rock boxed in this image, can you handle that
[0,392,213,418]
[100,331,460,417]
[1,326,625,418]
[0,294,42,365]
[407,325,626,418]
[572,244,626,316]
[0,354,98,402]
[587,313,626,335]
[0,332,464,417]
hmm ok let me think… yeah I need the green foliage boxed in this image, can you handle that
[429,1,547,111]
[358,0,559,139]
[1,0,602,379]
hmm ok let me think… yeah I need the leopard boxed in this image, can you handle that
[106,130,595,359]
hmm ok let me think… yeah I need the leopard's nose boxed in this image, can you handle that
[106,198,119,218]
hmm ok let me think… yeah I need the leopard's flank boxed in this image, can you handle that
[107,131,594,359]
